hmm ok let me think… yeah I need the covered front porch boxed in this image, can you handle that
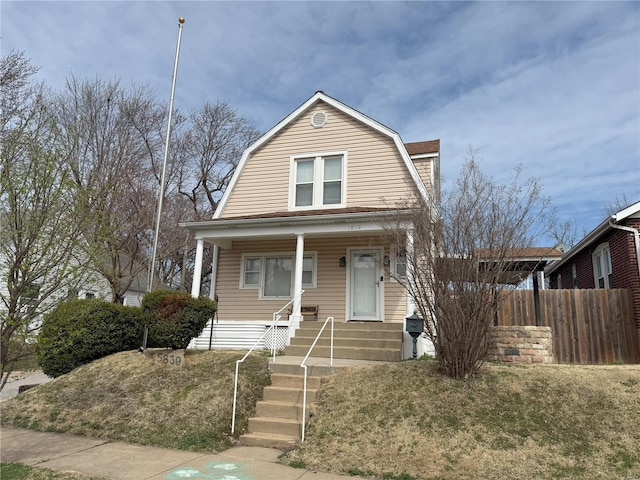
[181,209,432,357]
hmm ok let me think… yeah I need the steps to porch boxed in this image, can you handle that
[285,321,403,362]
[239,321,403,448]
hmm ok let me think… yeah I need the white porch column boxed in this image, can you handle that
[209,244,219,300]
[405,227,415,315]
[191,238,204,298]
[292,233,305,322]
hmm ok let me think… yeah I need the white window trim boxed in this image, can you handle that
[592,243,613,289]
[289,151,347,211]
[389,244,407,283]
[240,255,262,289]
[240,251,318,298]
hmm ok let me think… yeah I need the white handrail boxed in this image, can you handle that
[230,291,305,435]
[270,290,305,362]
[300,316,334,442]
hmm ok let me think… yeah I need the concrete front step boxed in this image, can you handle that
[268,361,340,377]
[297,321,403,332]
[270,373,321,390]
[239,431,299,449]
[263,386,316,403]
[256,400,310,420]
[284,345,401,362]
[248,416,301,437]
[289,336,401,349]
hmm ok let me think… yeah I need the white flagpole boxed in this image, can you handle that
[149,17,185,292]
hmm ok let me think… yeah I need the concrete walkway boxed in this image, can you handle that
[1,427,360,480]
[1,371,52,401]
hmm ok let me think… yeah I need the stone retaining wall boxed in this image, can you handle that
[488,326,553,364]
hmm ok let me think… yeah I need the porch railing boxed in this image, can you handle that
[300,315,334,442]
[230,291,304,435]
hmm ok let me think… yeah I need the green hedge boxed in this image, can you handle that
[142,291,216,349]
[38,299,147,377]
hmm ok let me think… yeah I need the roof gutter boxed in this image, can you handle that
[608,220,640,282]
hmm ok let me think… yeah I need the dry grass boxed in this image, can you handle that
[3,350,640,479]
[1,463,107,480]
[0,350,270,452]
[281,361,640,480]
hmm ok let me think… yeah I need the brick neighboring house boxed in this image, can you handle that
[545,201,640,331]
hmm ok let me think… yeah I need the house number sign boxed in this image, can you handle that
[144,348,185,368]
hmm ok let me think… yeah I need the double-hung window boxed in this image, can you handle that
[592,243,613,289]
[241,252,317,298]
[291,152,346,209]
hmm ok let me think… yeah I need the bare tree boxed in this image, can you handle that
[548,216,581,250]
[601,192,634,217]
[177,101,261,218]
[0,52,91,389]
[387,152,552,378]
[54,76,165,302]
[154,101,261,291]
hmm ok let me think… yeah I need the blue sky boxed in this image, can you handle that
[2,1,639,242]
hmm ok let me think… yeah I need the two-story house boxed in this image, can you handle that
[182,92,439,355]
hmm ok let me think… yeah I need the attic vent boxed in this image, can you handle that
[311,111,327,128]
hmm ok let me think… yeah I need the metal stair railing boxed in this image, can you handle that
[230,291,304,435]
[300,315,334,442]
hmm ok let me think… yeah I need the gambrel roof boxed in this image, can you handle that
[214,91,435,219]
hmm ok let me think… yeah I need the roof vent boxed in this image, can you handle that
[311,111,327,128]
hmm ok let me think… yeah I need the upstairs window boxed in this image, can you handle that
[592,243,613,289]
[291,152,346,209]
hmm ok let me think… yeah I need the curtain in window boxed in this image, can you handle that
[264,257,293,297]
[323,156,342,204]
[295,160,314,206]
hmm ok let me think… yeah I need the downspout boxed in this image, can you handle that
[608,220,640,280]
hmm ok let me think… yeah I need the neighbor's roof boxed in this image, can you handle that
[404,140,440,156]
[545,200,640,275]
[475,247,563,261]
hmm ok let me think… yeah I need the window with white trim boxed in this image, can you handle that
[291,153,346,209]
[592,243,613,289]
[243,256,261,287]
[390,244,407,282]
[240,252,317,298]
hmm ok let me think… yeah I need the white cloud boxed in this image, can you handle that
[2,0,638,237]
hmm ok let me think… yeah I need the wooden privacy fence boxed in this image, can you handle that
[497,289,640,364]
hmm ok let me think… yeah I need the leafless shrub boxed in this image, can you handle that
[386,151,552,378]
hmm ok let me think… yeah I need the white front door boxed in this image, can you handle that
[349,249,382,321]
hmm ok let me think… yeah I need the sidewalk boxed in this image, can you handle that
[1,371,52,402]
[1,427,357,480]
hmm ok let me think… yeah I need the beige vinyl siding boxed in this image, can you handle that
[214,235,406,323]
[221,101,422,218]
[412,158,435,200]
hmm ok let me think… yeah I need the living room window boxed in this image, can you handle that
[241,252,317,297]
[291,152,346,209]
[592,243,613,289]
